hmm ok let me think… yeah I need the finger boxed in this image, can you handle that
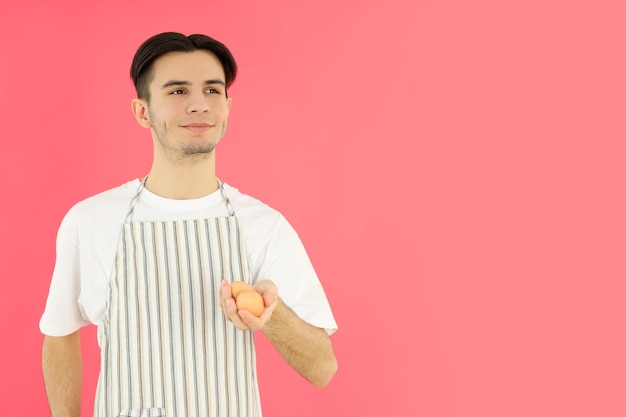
[254,281,278,304]
[219,281,249,330]
[220,280,231,297]
[220,280,232,309]
[225,298,250,330]
[243,298,277,329]
[238,310,265,330]
[262,294,277,308]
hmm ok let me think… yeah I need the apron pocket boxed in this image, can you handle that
[118,408,165,417]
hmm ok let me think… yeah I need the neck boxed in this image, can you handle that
[145,151,219,199]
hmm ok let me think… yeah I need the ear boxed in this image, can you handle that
[131,98,152,128]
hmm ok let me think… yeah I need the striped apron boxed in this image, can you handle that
[94,180,261,417]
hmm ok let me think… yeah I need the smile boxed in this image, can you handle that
[181,123,214,132]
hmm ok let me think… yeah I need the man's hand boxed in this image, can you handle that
[219,279,278,330]
[220,279,337,387]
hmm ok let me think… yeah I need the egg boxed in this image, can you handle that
[235,290,264,317]
[230,281,254,299]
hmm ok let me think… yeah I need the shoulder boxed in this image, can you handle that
[71,180,138,212]
[223,183,299,245]
[60,180,139,233]
[224,184,285,225]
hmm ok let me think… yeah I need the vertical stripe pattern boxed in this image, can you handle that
[94,217,261,417]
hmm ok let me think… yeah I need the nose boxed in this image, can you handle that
[187,91,209,114]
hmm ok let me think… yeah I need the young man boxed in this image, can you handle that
[40,32,338,417]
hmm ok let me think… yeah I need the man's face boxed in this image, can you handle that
[138,50,232,160]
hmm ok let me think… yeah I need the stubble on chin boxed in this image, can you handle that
[178,120,227,156]
[150,110,228,161]
[180,143,216,155]
[179,120,227,156]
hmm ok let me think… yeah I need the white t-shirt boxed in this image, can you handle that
[40,180,337,341]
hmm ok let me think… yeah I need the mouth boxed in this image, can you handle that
[181,122,214,133]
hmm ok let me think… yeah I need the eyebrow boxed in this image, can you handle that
[160,79,226,89]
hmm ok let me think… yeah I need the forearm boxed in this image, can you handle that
[262,299,337,388]
[42,331,83,417]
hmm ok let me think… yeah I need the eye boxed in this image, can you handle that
[206,88,221,94]
[170,89,186,95]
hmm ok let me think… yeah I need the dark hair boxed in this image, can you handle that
[130,32,238,100]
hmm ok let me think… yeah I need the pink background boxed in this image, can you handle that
[1,1,625,416]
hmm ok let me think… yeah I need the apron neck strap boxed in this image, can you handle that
[217,179,236,217]
[125,177,235,223]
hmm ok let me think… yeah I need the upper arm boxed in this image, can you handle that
[246,212,338,334]
[40,213,90,336]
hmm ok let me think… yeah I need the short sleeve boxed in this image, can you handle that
[39,211,91,336]
[253,215,338,335]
